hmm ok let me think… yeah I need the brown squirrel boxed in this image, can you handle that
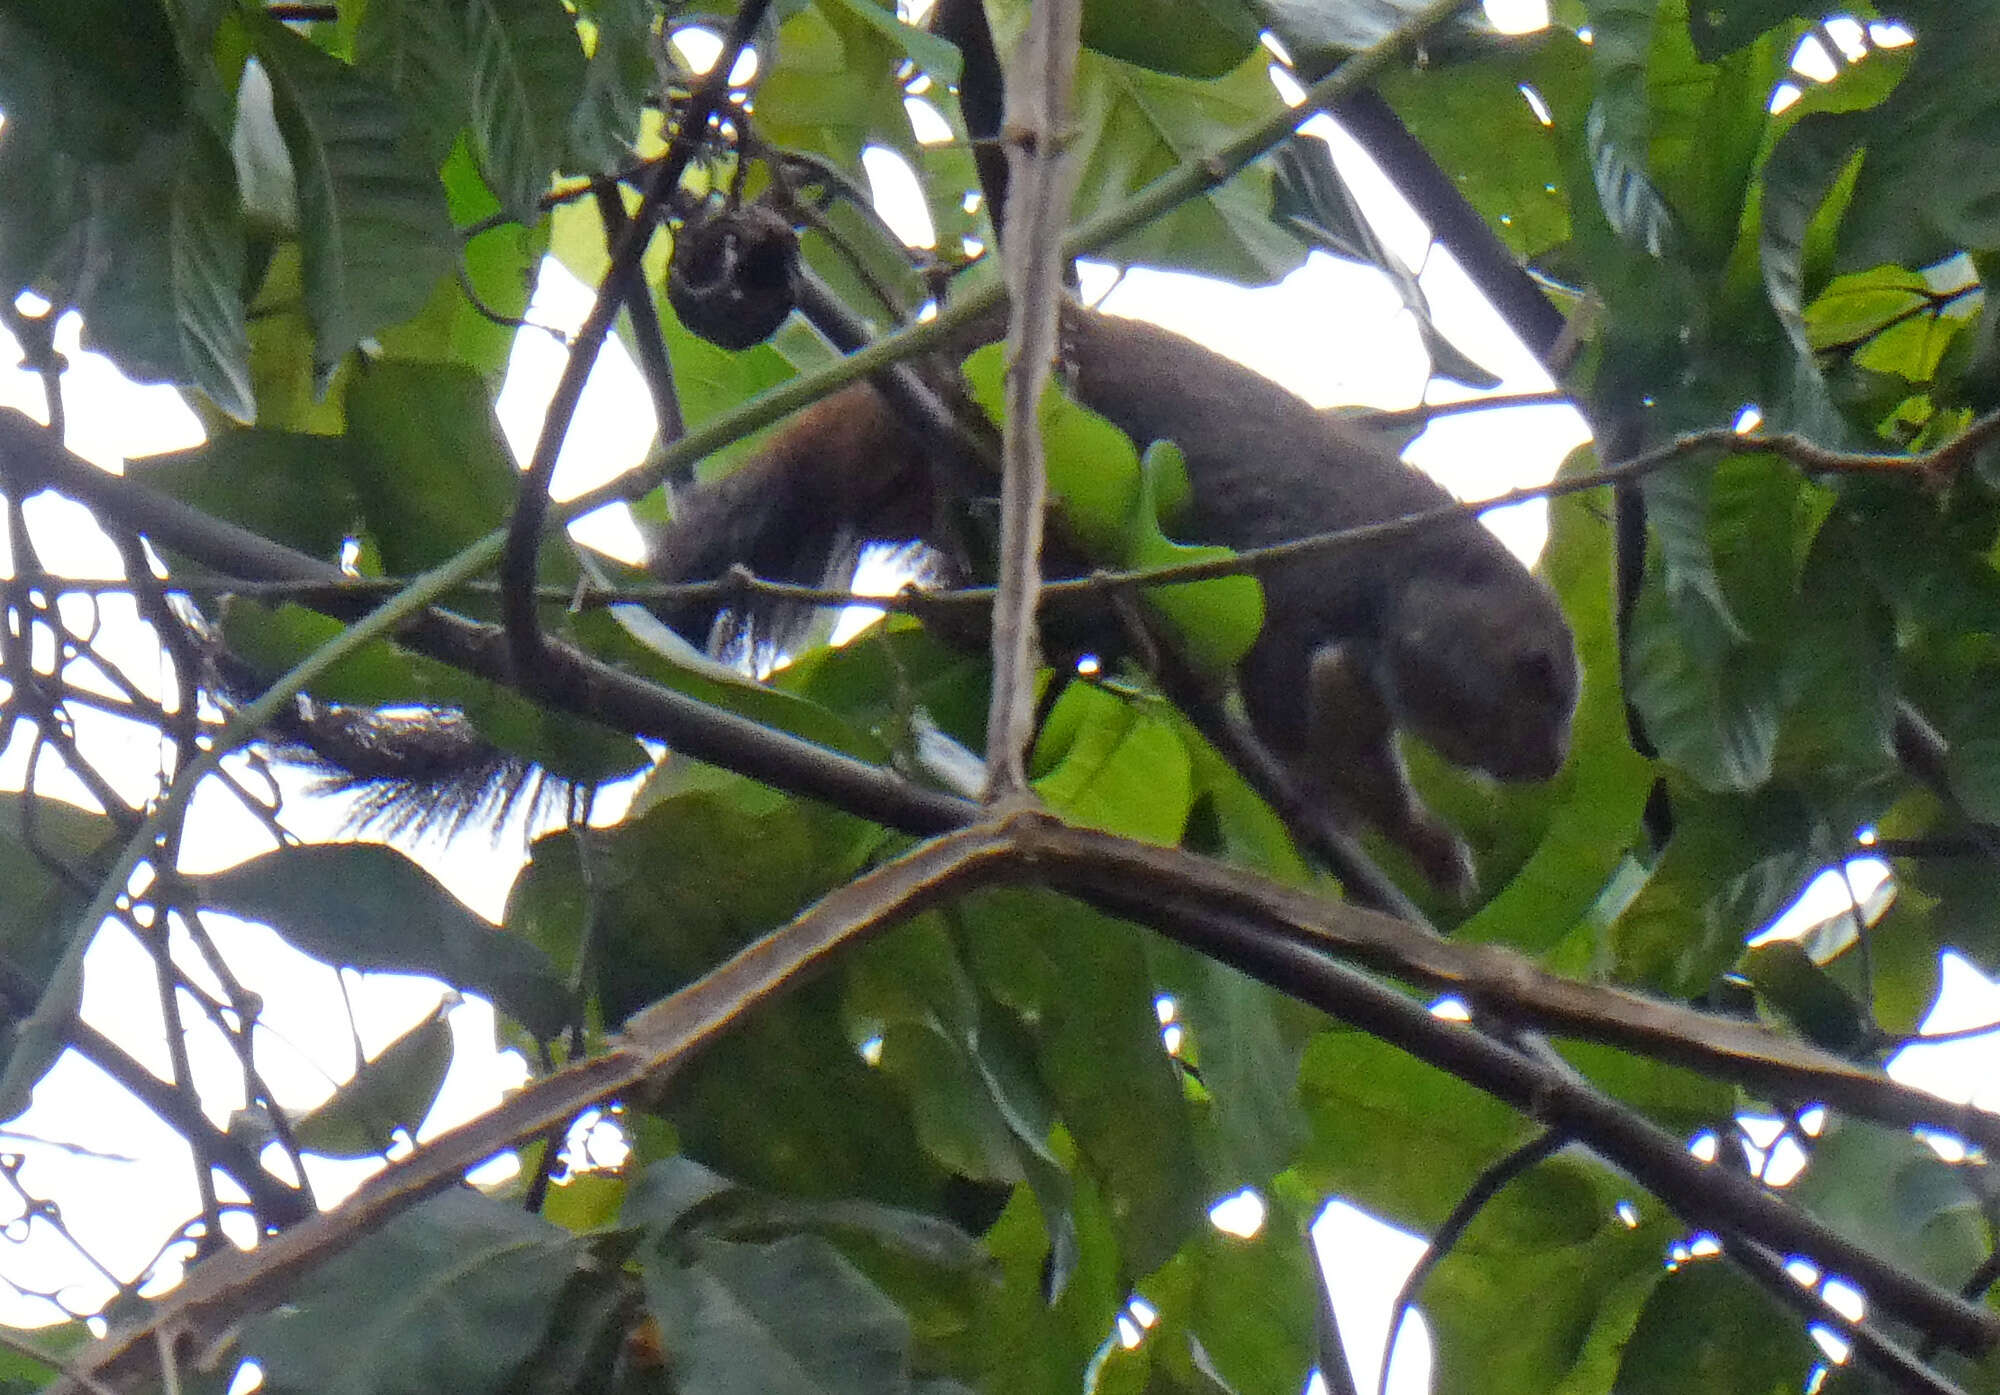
[646,302,1580,895]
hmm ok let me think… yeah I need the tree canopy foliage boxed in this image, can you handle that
[0,0,1999,1392]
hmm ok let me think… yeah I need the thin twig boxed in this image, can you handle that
[1377,1132,1567,1395]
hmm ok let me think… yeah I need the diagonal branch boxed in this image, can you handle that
[55,809,2000,1391]
[55,820,1025,1394]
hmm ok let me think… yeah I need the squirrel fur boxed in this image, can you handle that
[646,302,1580,894]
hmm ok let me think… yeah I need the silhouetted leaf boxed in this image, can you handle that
[196,843,571,1037]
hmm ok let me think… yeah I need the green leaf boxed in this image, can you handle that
[464,0,588,217]
[1377,31,1584,262]
[1744,938,1871,1054]
[964,351,1263,675]
[1256,0,1496,68]
[641,1234,919,1395]
[343,359,519,572]
[1080,0,1260,79]
[818,0,963,86]
[137,428,361,562]
[1294,1030,1533,1230]
[50,122,254,420]
[244,1188,583,1395]
[1611,1260,1817,1395]
[274,999,457,1156]
[252,14,456,380]
[1130,442,1266,674]
[0,1,185,159]
[1837,10,2000,272]
[508,785,939,1207]
[1625,581,1779,793]
[354,0,472,166]
[1425,1152,1681,1395]
[0,794,123,989]
[0,795,122,1119]
[1788,1121,1992,1290]
[628,1154,992,1274]
[1031,683,1195,845]
[972,1167,1125,1394]
[194,842,572,1037]
[1760,111,1865,360]
[0,1321,91,1388]
[961,889,1206,1275]
[569,0,655,169]
[1683,0,1811,61]
[1609,786,1822,995]
[1148,938,1316,1186]
[374,140,551,374]
[983,7,1305,283]
[1137,1209,1318,1395]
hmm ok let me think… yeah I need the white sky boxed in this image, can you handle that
[0,8,1980,1392]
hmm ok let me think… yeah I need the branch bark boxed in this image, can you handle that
[984,0,1082,801]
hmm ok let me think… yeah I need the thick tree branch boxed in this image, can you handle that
[56,811,2000,1390]
[55,822,1026,1393]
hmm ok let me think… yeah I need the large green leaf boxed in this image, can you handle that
[1134,1203,1319,1395]
[0,0,184,159]
[1377,31,1585,261]
[44,121,255,420]
[971,1167,1126,1395]
[343,359,519,572]
[960,888,1206,1276]
[194,842,572,1037]
[1611,1260,1817,1395]
[243,1188,583,1395]
[0,794,116,1016]
[643,1233,921,1395]
[1080,0,1260,80]
[464,0,588,216]
[374,140,550,374]
[848,919,1083,1294]
[1788,1121,1993,1290]
[252,15,456,380]
[1256,0,1497,68]
[269,1000,457,1157]
[137,428,362,563]
[1294,1029,1533,1230]
[569,0,655,169]
[1837,10,2000,271]
[1608,785,1822,996]
[1426,1152,1681,1395]
[984,0,1306,283]
[353,0,471,166]
[507,781,940,1207]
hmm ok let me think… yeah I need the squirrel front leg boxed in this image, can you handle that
[1241,628,1477,899]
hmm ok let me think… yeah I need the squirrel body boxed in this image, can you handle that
[649,304,1579,892]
